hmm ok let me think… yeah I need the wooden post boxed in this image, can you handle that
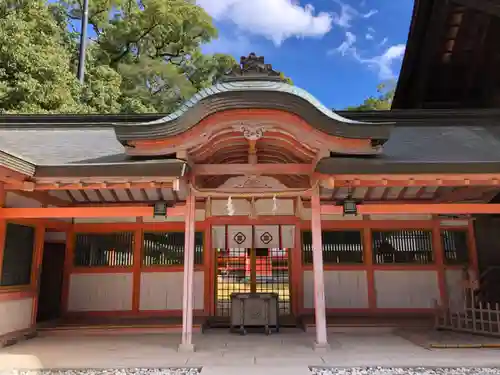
[31,223,46,326]
[311,189,328,350]
[179,188,196,352]
[363,220,377,310]
[467,219,479,278]
[432,218,448,308]
[132,217,143,313]
[0,184,5,279]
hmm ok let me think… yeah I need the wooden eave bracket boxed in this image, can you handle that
[322,174,500,188]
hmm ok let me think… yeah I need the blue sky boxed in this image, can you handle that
[198,0,414,109]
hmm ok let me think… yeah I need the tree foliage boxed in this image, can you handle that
[0,0,246,114]
[346,82,395,111]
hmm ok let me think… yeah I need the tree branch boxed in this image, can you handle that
[110,24,160,65]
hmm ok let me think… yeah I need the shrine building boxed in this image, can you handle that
[2,48,500,350]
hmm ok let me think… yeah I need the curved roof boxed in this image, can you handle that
[113,80,393,143]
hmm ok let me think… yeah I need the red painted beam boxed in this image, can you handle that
[0,206,185,219]
[321,203,500,215]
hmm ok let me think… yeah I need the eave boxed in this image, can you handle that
[315,158,500,175]
[0,150,36,177]
[111,81,393,143]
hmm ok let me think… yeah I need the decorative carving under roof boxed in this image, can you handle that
[221,52,285,82]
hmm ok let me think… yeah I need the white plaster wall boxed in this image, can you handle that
[369,214,433,220]
[73,217,137,223]
[210,199,294,216]
[440,220,468,227]
[0,298,33,336]
[139,271,204,311]
[67,273,133,311]
[300,208,362,221]
[254,199,294,216]
[446,269,465,312]
[303,270,369,308]
[44,231,67,242]
[5,192,42,208]
[143,209,206,222]
[374,270,440,308]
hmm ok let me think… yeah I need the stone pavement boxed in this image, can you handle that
[1,330,500,373]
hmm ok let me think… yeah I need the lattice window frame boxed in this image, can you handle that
[301,230,364,265]
[441,229,469,265]
[73,232,134,268]
[142,231,204,267]
[372,229,434,265]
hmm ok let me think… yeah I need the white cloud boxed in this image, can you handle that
[378,37,388,47]
[365,33,374,40]
[368,27,376,33]
[353,44,406,79]
[330,31,357,56]
[332,2,357,28]
[362,9,378,18]
[332,0,377,28]
[197,0,333,46]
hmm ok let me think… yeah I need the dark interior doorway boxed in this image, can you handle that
[36,241,66,323]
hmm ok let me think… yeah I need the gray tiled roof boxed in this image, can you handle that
[316,126,500,174]
[384,126,500,162]
[1,117,500,169]
[0,128,123,164]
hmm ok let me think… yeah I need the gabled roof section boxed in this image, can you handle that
[113,53,393,144]
[393,0,500,109]
[0,149,35,177]
[1,109,500,178]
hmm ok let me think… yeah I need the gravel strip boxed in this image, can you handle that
[310,368,500,375]
[3,368,201,375]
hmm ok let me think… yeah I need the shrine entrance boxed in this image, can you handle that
[212,225,295,318]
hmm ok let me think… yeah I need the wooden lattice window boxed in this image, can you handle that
[74,232,134,267]
[0,223,35,287]
[142,232,204,266]
[372,230,433,264]
[302,230,364,264]
[441,230,469,264]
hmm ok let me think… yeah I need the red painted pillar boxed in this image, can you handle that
[0,184,6,277]
[179,188,196,352]
[311,189,328,350]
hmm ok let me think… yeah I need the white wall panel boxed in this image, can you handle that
[374,270,440,308]
[68,273,133,311]
[139,271,204,311]
[0,298,33,336]
[446,269,465,312]
[303,270,369,308]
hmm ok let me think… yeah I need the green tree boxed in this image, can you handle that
[0,0,85,113]
[0,0,244,114]
[64,0,238,113]
[346,82,395,111]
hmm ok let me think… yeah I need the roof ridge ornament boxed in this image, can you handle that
[220,52,286,83]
